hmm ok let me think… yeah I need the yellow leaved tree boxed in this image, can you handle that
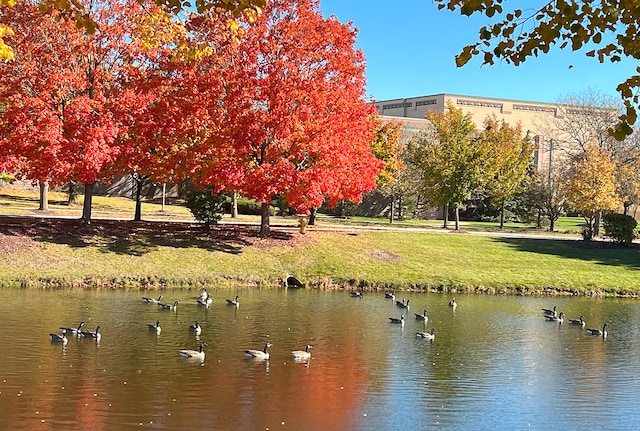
[479,116,534,228]
[565,145,620,240]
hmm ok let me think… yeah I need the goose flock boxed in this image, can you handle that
[49,287,312,363]
[48,287,610,366]
[50,323,101,345]
[384,291,438,341]
[542,306,608,338]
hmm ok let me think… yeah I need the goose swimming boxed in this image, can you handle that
[179,342,207,360]
[60,321,85,335]
[147,320,161,334]
[50,331,68,345]
[291,345,312,360]
[226,295,240,307]
[244,342,272,360]
[416,328,436,341]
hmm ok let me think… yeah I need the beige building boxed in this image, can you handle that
[375,93,564,172]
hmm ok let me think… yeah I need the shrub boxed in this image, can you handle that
[221,196,276,216]
[602,213,638,246]
[0,172,14,183]
[185,189,225,229]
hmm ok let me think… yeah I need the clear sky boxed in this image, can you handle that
[319,0,638,105]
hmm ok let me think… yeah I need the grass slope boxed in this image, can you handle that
[0,217,638,295]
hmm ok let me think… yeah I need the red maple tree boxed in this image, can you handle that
[0,0,159,222]
[185,0,383,236]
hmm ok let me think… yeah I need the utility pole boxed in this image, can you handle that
[548,138,554,186]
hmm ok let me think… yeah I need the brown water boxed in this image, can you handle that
[1,288,639,430]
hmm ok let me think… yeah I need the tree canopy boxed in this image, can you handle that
[1,0,381,235]
[566,145,620,239]
[406,104,484,229]
[0,0,265,60]
[435,0,640,139]
[0,0,169,223]
[479,116,533,228]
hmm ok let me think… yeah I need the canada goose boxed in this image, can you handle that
[385,292,395,300]
[245,342,272,360]
[350,291,364,298]
[197,293,213,308]
[416,328,436,341]
[226,295,240,307]
[542,306,557,316]
[197,288,208,302]
[415,309,428,321]
[545,311,564,323]
[147,320,161,333]
[389,315,405,325]
[586,323,608,338]
[291,344,312,360]
[568,316,586,327]
[396,299,410,310]
[179,342,207,360]
[80,325,101,341]
[60,321,85,335]
[449,298,457,310]
[143,294,163,304]
[189,321,202,336]
[50,331,68,345]
[159,300,179,311]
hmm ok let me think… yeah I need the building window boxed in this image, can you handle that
[416,99,437,107]
[456,99,503,109]
[382,102,412,110]
[513,104,556,113]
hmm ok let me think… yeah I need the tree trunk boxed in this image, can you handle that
[397,194,403,220]
[67,181,77,204]
[259,202,271,237]
[443,204,449,229]
[583,215,594,240]
[499,200,505,229]
[389,194,395,224]
[454,206,460,230]
[81,182,95,224]
[623,202,630,215]
[134,176,143,222]
[308,207,316,226]
[549,217,556,232]
[231,192,238,218]
[594,210,601,237]
[38,181,48,211]
[161,183,166,212]
[536,209,542,229]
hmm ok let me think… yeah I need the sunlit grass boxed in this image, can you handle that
[1,228,638,294]
[1,187,637,294]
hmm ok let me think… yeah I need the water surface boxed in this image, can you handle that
[0,288,639,430]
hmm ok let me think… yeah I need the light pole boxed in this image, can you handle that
[548,138,554,186]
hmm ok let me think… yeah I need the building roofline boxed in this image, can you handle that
[375,93,559,107]
[380,115,430,123]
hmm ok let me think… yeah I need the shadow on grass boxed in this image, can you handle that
[494,237,640,270]
[0,194,71,207]
[0,216,295,256]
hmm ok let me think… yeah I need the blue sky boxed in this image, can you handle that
[319,0,638,105]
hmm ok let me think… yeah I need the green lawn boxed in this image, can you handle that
[1,220,638,295]
[1,187,638,295]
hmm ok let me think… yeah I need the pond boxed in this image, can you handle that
[1,288,639,430]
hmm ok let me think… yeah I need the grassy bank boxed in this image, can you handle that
[0,217,638,296]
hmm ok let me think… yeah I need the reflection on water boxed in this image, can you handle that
[1,288,640,430]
